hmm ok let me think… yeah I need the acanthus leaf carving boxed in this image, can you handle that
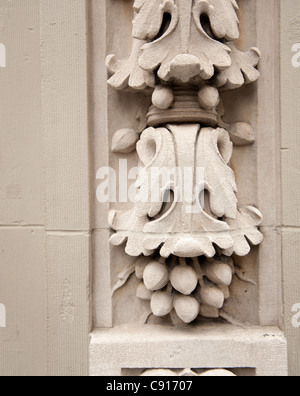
[132,0,179,41]
[138,0,233,81]
[107,0,261,91]
[216,44,261,90]
[106,0,263,325]
[106,39,155,90]
[109,124,263,261]
[196,127,237,219]
[192,0,239,41]
[224,206,264,257]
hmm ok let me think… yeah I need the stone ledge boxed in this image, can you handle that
[90,323,288,376]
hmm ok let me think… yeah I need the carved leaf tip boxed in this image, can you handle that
[111,263,136,297]
[216,45,261,91]
[223,206,264,257]
[194,0,240,41]
[132,0,178,41]
[106,40,155,91]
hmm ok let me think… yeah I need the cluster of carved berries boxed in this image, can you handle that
[135,255,234,324]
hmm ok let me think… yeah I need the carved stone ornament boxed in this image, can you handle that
[107,0,263,325]
[140,368,236,377]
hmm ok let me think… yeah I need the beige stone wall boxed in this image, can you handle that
[281,0,300,377]
[0,0,46,376]
[0,0,299,376]
[0,0,90,376]
[41,0,91,376]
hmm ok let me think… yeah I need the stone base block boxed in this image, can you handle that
[90,323,288,376]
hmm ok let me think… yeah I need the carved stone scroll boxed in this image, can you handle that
[107,0,263,324]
